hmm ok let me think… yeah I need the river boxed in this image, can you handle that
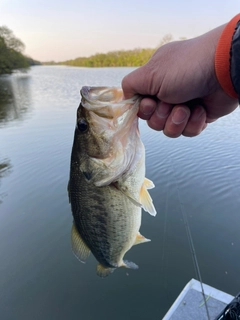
[1,66,240,319]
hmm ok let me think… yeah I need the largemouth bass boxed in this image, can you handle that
[68,86,156,277]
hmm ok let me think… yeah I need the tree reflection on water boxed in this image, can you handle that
[0,72,32,125]
[0,158,12,204]
[0,71,32,203]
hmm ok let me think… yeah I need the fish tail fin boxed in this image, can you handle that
[96,264,115,278]
[140,182,157,216]
[122,260,139,270]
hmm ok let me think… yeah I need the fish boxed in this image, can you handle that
[68,86,156,278]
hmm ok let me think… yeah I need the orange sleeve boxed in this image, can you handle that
[215,14,240,99]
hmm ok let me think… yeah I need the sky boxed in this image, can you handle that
[0,0,239,62]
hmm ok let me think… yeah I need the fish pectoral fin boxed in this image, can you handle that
[134,232,151,246]
[71,223,91,263]
[122,260,139,270]
[112,182,142,208]
[144,177,155,189]
[140,183,157,216]
[96,264,115,278]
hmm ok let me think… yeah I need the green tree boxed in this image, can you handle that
[0,26,25,52]
[0,37,12,74]
[0,26,30,75]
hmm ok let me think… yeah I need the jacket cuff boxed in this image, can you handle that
[230,21,240,97]
[215,14,240,99]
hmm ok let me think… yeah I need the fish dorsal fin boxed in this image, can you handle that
[140,182,157,216]
[96,264,115,278]
[144,177,155,189]
[71,223,91,263]
[134,232,151,245]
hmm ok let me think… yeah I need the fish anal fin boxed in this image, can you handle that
[134,232,151,245]
[140,183,157,216]
[96,264,115,278]
[71,223,91,263]
[122,260,139,270]
[144,177,155,189]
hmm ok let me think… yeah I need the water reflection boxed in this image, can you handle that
[0,158,12,204]
[0,73,32,125]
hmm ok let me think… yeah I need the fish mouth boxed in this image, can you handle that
[80,86,140,121]
[81,86,123,104]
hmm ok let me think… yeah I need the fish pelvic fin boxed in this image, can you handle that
[71,223,91,263]
[134,232,151,246]
[122,260,139,270]
[140,179,157,216]
[144,177,155,189]
[96,264,115,278]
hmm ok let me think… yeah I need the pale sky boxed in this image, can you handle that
[0,0,239,62]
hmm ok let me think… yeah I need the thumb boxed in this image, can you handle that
[122,64,154,99]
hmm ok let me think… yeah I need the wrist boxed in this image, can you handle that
[215,14,240,99]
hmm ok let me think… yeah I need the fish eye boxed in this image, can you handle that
[77,119,88,132]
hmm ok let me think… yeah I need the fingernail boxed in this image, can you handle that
[172,107,189,124]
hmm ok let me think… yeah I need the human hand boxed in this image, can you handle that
[122,25,239,138]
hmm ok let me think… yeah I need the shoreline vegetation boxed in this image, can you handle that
[0,28,181,74]
[46,48,156,68]
[44,34,177,68]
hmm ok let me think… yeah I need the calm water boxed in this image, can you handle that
[1,66,240,320]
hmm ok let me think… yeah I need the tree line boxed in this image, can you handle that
[54,34,176,68]
[0,28,178,72]
[0,26,40,75]
[58,48,156,68]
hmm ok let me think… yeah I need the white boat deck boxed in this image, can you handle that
[163,279,234,320]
